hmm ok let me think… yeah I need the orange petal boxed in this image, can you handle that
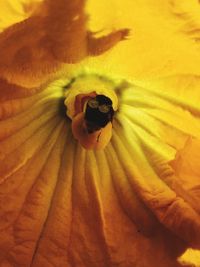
[170,137,200,205]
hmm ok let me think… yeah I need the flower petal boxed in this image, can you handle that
[1,0,200,266]
[112,77,200,250]
[171,137,200,266]
[111,120,200,246]
[23,145,186,267]
[170,0,200,42]
[0,79,69,265]
[0,0,42,32]
[170,137,200,210]
[0,74,191,266]
[84,0,200,79]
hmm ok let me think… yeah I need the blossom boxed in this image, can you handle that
[0,0,200,266]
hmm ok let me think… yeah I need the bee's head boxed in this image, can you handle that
[84,95,114,133]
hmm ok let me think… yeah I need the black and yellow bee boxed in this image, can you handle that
[84,94,114,134]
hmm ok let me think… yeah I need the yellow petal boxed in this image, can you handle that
[170,137,200,212]
[84,0,200,79]
[119,75,200,151]
[1,0,200,266]
[0,0,41,31]
[171,137,200,265]
[0,75,189,267]
[170,0,200,42]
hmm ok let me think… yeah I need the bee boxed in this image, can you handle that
[71,93,115,150]
[65,75,118,150]
[84,94,114,134]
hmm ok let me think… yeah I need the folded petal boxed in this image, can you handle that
[171,137,200,265]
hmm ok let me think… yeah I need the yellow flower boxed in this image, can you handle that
[0,0,200,266]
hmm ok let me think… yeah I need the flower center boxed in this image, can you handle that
[64,74,118,150]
